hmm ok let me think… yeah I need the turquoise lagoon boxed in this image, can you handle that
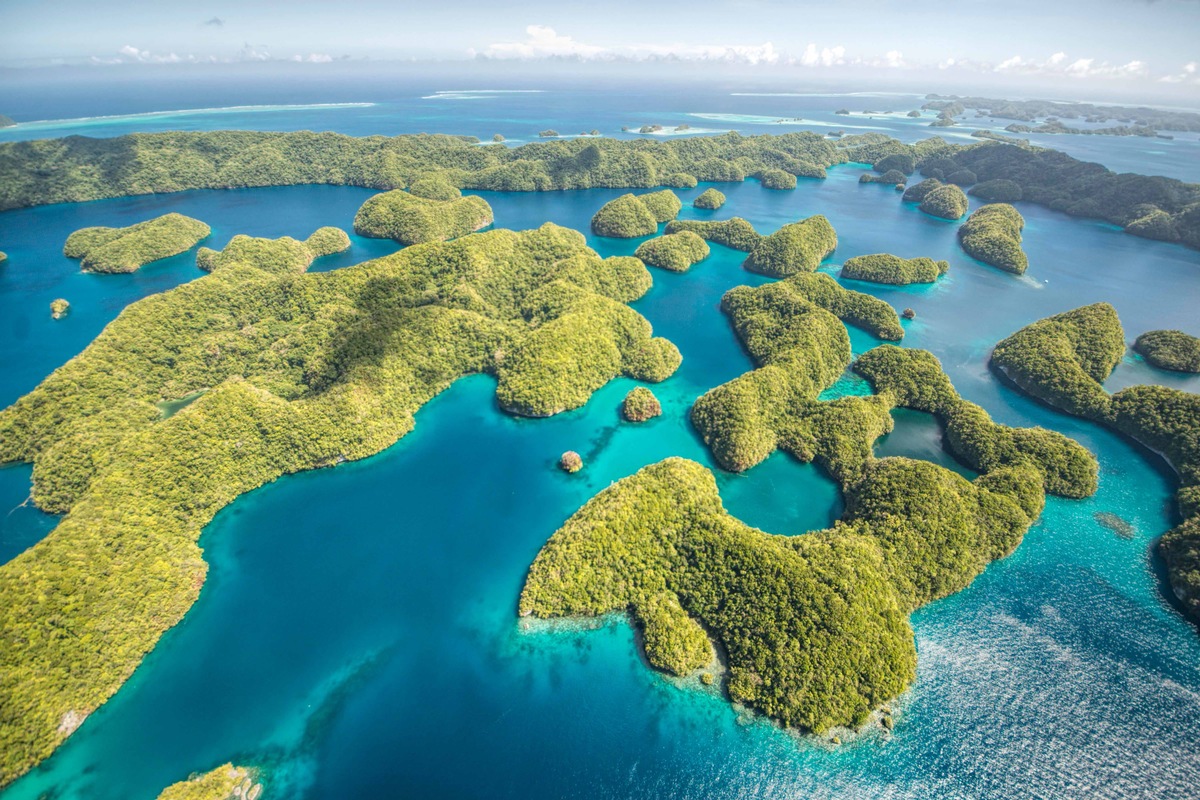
[1,153,1199,798]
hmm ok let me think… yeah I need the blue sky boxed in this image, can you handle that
[4,0,1199,93]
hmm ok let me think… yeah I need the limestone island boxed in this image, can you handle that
[693,188,726,210]
[903,178,969,220]
[49,298,70,319]
[522,272,1095,735]
[840,253,949,285]
[353,189,493,245]
[196,227,350,274]
[591,191,682,238]
[622,387,662,422]
[560,451,583,473]
[664,218,762,251]
[634,231,710,272]
[743,215,837,277]
[958,203,1028,274]
[157,763,262,800]
[990,304,1200,623]
[64,212,211,273]
[756,168,797,190]
[0,222,681,785]
[1133,330,1200,373]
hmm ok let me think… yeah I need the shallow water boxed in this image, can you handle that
[1,124,1200,798]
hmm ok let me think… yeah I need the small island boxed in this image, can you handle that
[590,191,681,238]
[64,212,211,273]
[664,218,762,251]
[621,387,662,422]
[692,188,726,210]
[860,170,907,187]
[49,298,70,319]
[743,215,837,277]
[197,227,350,274]
[756,168,797,190]
[958,203,1028,274]
[633,231,710,272]
[353,190,493,245]
[840,253,949,285]
[1133,329,1200,373]
[157,763,262,800]
[916,183,969,220]
[560,451,583,473]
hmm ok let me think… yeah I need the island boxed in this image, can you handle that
[921,94,1200,135]
[353,190,493,245]
[621,387,662,422]
[521,287,1095,735]
[63,212,211,273]
[157,764,262,800]
[196,227,350,274]
[742,215,837,277]
[860,170,907,186]
[0,115,14,129]
[756,168,798,190]
[912,183,969,220]
[958,203,1028,274]
[692,188,726,210]
[49,298,69,319]
[840,253,949,285]
[633,231,710,272]
[1133,330,1200,373]
[1,131,1196,249]
[0,222,681,786]
[591,191,681,238]
[663,218,762,251]
[0,251,6,265]
[990,305,1200,622]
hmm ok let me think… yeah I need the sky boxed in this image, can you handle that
[3,0,1199,98]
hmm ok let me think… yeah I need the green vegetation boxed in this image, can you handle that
[539,130,559,138]
[525,325,1093,734]
[408,175,462,200]
[922,94,1200,134]
[918,184,970,220]
[946,169,978,187]
[743,216,837,277]
[989,306,1200,622]
[991,303,1126,421]
[63,213,210,274]
[591,191,680,238]
[622,387,662,422]
[49,299,69,319]
[690,273,900,473]
[664,218,762,251]
[634,231,710,272]
[958,203,1028,274]
[1134,330,1200,373]
[756,168,797,190]
[196,228,350,275]
[0,115,14,129]
[969,179,1023,203]
[157,764,261,800]
[860,170,907,186]
[901,177,942,203]
[2,131,1193,247]
[353,190,493,245]
[693,188,726,209]
[0,223,680,786]
[840,254,949,285]
[874,153,915,175]
[560,451,584,473]
[664,173,698,189]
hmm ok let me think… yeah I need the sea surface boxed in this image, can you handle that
[1,81,1200,800]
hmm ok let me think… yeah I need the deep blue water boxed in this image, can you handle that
[1,93,1200,799]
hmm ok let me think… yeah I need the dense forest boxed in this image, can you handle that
[957,204,1028,274]
[1134,329,1200,373]
[1,130,1198,249]
[990,306,1200,622]
[840,253,949,285]
[0,223,679,787]
[633,231,710,272]
[64,212,211,273]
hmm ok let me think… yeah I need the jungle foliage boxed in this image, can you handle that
[1133,329,1200,373]
[353,190,493,244]
[64,212,211,273]
[840,253,949,285]
[958,203,1028,274]
[743,215,837,277]
[633,231,710,272]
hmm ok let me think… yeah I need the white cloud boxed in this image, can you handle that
[798,44,846,67]
[115,45,188,64]
[479,25,781,65]
[1159,61,1198,82]
[291,53,334,63]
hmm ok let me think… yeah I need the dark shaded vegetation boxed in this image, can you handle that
[0,223,680,786]
[757,168,798,190]
[918,184,969,220]
[860,169,907,186]
[743,216,837,277]
[591,190,680,238]
[64,213,210,273]
[841,254,949,285]
[1134,330,1200,373]
[969,179,1023,203]
[958,203,1028,274]
[634,231,710,272]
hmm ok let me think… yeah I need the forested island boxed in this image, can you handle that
[591,190,681,237]
[353,190,493,244]
[64,213,211,273]
[990,305,1200,622]
[0,223,680,786]
[958,204,1028,274]
[1,130,1198,249]
[1134,330,1200,373]
[742,215,837,277]
[633,231,710,272]
[156,764,261,800]
[522,277,1095,734]
[693,188,726,209]
[923,94,1200,135]
[840,254,948,285]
